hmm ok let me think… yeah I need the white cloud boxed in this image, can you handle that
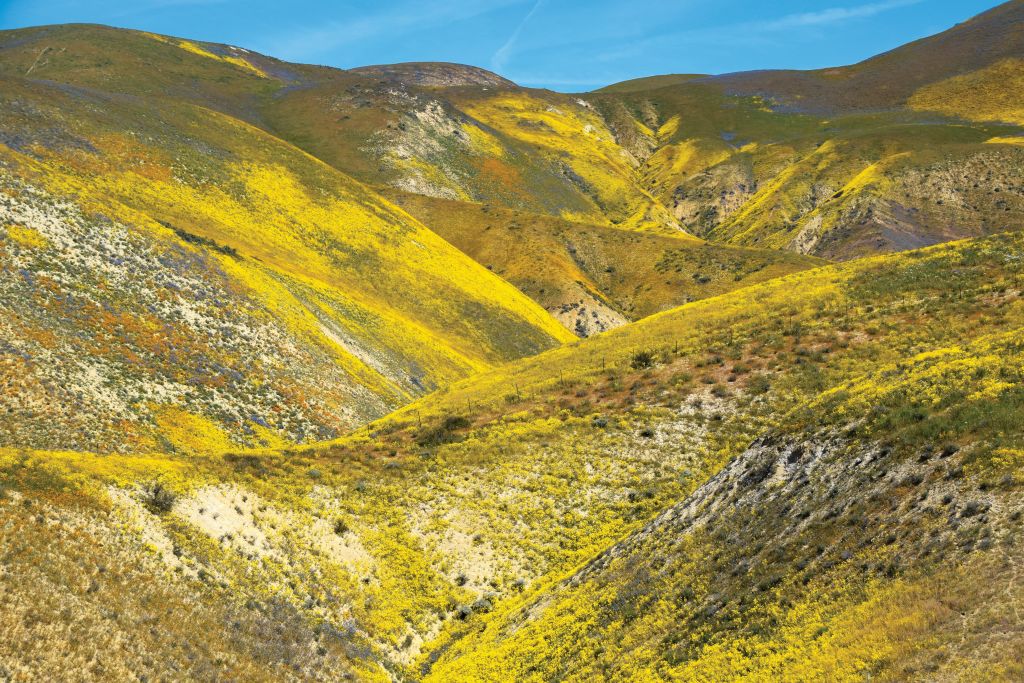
[749,0,924,32]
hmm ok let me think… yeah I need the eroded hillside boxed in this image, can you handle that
[586,82,1024,259]
[0,69,572,454]
[4,228,1023,679]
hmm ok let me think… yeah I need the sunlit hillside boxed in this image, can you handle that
[0,68,573,454]
[6,15,1024,261]
[382,189,820,334]
[0,24,680,233]
[587,82,1024,259]
[4,227,1023,679]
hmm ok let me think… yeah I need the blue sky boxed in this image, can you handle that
[0,0,1003,91]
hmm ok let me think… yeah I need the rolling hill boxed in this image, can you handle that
[7,10,1024,265]
[4,226,1023,680]
[1,2,1024,682]
[0,24,680,233]
[0,60,575,454]
[577,0,1024,259]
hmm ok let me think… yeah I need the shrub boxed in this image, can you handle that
[141,481,176,515]
[417,415,472,446]
[471,597,493,613]
[630,350,656,370]
[748,375,771,395]
[961,501,988,517]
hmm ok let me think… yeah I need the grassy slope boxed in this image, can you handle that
[416,229,1024,680]
[2,11,1024,680]
[2,25,674,233]
[3,229,1023,679]
[0,61,571,454]
[909,57,1024,125]
[434,331,1024,680]
[263,80,680,233]
[586,83,1024,260]
[382,189,821,334]
[703,0,1024,115]
[595,74,706,94]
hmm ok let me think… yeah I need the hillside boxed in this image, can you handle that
[382,190,819,334]
[4,227,1023,679]
[348,62,516,88]
[2,4,1024,682]
[704,0,1024,114]
[585,0,1024,259]
[0,63,573,455]
[6,13,1024,261]
[584,92,1024,260]
[0,24,680,234]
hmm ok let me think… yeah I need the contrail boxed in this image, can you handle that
[492,0,546,72]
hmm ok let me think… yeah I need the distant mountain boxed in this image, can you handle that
[699,0,1024,114]
[595,73,707,93]
[0,24,680,234]
[6,10,1024,263]
[590,0,1024,258]
[349,61,516,88]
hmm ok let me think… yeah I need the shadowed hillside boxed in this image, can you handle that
[587,1,1024,258]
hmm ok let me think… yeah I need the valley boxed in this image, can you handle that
[1,2,1024,681]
